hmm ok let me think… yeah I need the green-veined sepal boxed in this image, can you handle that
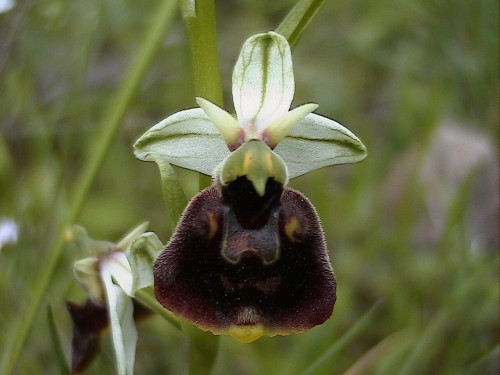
[274,113,367,178]
[133,108,229,176]
[232,32,294,133]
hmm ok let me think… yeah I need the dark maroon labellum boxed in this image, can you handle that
[154,176,336,339]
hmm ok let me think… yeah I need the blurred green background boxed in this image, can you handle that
[0,0,498,374]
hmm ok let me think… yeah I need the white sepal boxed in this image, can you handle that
[134,108,229,175]
[274,113,367,178]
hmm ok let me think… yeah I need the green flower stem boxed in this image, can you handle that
[180,1,222,373]
[135,288,182,332]
[180,0,224,107]
[184,324,220,375]
[0,1,178,374]
[276,0,329,49]
[181,0,223,190]
[135,288,219,375]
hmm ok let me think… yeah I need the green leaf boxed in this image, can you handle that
[232,32,294,132]
[152,156,189,228]
[275,0,328,49]
[127,233,164,294]
[274,113,367,179]
[133,108,229,176]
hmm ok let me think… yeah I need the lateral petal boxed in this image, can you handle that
[261,103,318,149]
[196,97,245,151]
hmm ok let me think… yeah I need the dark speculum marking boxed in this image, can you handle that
[154,176,336,336]
[221,177,281,265]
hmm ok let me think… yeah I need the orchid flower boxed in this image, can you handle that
[68,223,162,374]
[133,31,366,343]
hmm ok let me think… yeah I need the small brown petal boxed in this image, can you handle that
[66,299,108,373]
[66,299,151,373]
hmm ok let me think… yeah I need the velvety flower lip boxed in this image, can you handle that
[154,175,336,343]
[134,31,366,181]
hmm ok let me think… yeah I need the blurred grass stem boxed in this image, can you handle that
[0,1,178,373]
[301,301,382,375]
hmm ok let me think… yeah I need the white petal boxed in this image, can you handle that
[262,103,318,148]
[134,108,230,176]
[274,113,367,178]
[103,252,134,297]
[232,31,294,133]
[196,97,244,150]
[101,272,137,375]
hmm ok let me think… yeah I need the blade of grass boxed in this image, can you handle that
[0,1,179,373]
[465,345,500,375]
[275,0,329,49]
[396,310,450,375]
[301,300,383,375]
[343,329,411,375]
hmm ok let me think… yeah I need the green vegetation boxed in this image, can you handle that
[0,0,497,374]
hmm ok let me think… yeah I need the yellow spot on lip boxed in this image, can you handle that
[207,212,218,240]
[284,216,301,242]
[227,324,266,343]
